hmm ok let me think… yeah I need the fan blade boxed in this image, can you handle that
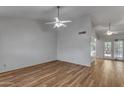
[113,33,118,35]
[94,25,110,31]
[45,22,56,24]
[112,31,124,35]
[61,20,72,23]
[111,31,123,33]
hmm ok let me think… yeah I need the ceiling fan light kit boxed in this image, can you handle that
[45,6,72,28]
[107,30,113,35]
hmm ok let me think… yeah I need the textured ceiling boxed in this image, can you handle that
[0,6,124,36]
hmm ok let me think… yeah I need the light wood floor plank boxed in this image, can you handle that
[0,59,124,87]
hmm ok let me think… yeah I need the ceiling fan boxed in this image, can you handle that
[106,23,121,36]
[45,6,72,28]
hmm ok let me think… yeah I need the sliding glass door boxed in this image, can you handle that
[104,42,112,58]
[114,40,123,60]
[104,40,124,60]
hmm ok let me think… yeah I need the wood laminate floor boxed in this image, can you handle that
[0,59,124,87]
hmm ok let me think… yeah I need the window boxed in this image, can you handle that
[104,42,112,57]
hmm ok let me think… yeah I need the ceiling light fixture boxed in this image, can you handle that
[46,6,72,28]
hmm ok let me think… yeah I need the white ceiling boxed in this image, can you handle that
[0,6,124,36]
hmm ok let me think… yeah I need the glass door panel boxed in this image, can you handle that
[104,42,112,58]
[114,40,123,60]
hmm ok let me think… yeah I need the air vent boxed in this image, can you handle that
[78,31,87,35]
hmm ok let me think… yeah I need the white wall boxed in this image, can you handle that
[0,17,57,72]
[96,39,104,58]
[57,16,92,66]
[0,15,93,73]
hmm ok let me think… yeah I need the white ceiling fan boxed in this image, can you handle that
[106,23,121,36]
[45,6,72,28]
